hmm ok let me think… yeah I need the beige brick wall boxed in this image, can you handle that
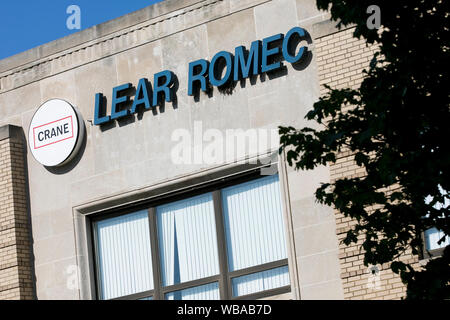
[0,125,35,300]
[315,28,419,300]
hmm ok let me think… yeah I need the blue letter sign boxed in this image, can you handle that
[94,26,309,125]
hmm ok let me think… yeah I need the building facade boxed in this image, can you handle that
[0,0,442,300]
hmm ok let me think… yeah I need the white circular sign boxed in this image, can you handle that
[28,99,85,167]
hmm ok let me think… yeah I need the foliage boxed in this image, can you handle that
[279,0,449,299]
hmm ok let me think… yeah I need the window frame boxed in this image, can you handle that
[90,168,291,300]
[420,230,447,260]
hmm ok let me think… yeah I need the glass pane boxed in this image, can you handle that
[157,193,219,286]
[425,227,450,251]
[95,210,153,300]
[165,282,220,300]
[232,266,290,297]
[222,175,287,271]
[139,296,153,300]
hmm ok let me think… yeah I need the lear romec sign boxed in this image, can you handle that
[93,26,310,125]
[28,99,85,167]
[27,27,308,167]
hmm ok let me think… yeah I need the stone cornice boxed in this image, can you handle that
[0,0,271,94]
[0,0,204,74]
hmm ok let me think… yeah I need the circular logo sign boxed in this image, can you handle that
[28,99,85,167]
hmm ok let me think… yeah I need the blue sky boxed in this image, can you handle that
[0,0,164,60]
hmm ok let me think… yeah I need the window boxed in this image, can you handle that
[222,176,290,297]
[157,193,220,299]
[92,173,290,300]
[422,188,449,258]
[423,227,449,258]
[94,210,154,300]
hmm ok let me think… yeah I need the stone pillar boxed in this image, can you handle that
[0,125,35,300]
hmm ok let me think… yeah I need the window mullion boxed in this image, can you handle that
[213,190,230,299]
[228,259,289,279]
[148,207,163,300]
